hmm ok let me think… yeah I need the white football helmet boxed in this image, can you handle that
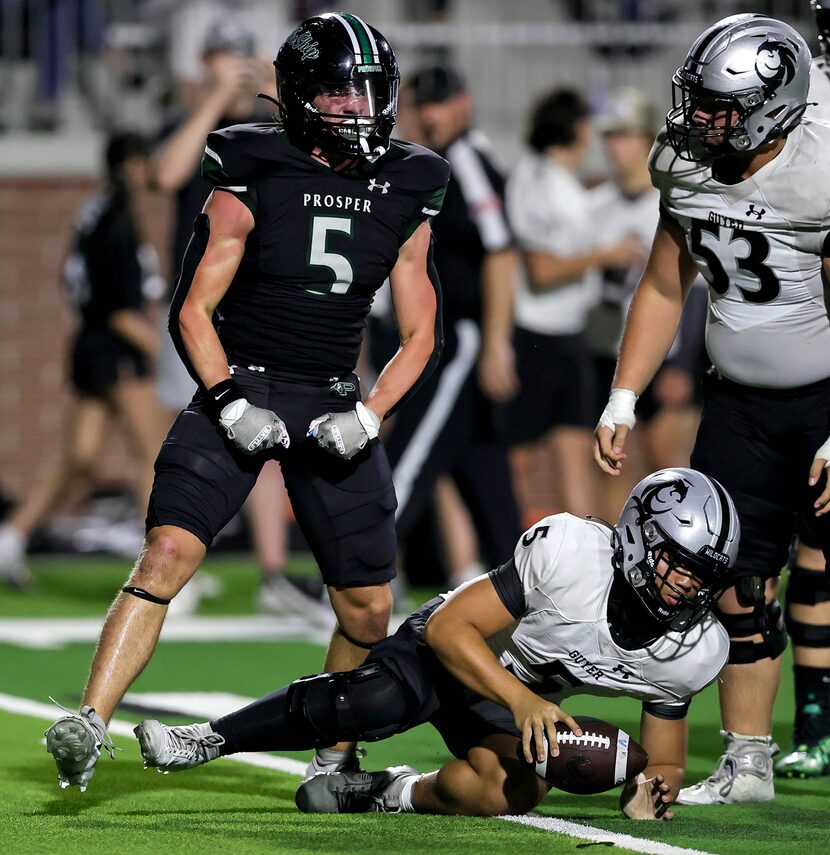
[615,468,741,632]
[666,14,810,161]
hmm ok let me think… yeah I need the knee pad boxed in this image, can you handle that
[719,599,788,664]
[285,662,417,746]
[785,566,830,647]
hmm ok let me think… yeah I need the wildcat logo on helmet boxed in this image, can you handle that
[638,477,692,518]
[287,28,320,61]
[754,39,798,92]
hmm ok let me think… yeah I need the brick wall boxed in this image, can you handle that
[0,178,172,504]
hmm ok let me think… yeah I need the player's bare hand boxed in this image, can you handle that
[512,694,582,764]
[594,388,637,476]
[810,434,830,516]
[620,772,675,820]
[478,341,518,403]
[210,55,259,99]
[599,235,645,270]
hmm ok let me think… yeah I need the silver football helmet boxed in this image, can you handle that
[666,14,810,162]
[614,468,740,632]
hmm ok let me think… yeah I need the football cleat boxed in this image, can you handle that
[305,746,366,779]
[774,735,830,779]
[134,720,225,773]
[295,765,418,813]
[677,730,778,805]
[45,700,115,791]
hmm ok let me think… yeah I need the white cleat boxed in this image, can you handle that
[0,523,30,588]
[134,720,225,773]
[45,702,114,792]
[677,730,778,805]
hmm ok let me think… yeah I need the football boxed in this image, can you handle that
[517,716,648,794]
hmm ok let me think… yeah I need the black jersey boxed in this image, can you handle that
[63,193,157,328]
[192,123,449,380]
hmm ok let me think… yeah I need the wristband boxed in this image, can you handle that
[205,377,244,421]
[814,433,830,470]
[597,388,638,433]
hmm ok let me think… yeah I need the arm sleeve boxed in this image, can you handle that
[401,154,450,243]
[642,699,691,720]
[488,558,526,619]
[511,516,568,595]
[202,130,258,215]
[448,138,513,252]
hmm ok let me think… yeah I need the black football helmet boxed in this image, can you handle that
[814,0,830,63]
[274,12,399,162]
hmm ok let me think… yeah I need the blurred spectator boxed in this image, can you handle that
[383,65,522,587]
[152,17,320,620]
[506,87,639,522]
[587,87,706,520]
[160,0,288,110]
[0,132,165,587]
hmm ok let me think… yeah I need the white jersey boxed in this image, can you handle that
[807,57,830,121]
[649,121,830,388]
[507,153,599,336]
[471,514,728,714]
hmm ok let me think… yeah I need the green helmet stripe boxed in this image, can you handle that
[341,12,377,63]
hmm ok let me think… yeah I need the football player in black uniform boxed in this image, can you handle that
[45,12,450,792]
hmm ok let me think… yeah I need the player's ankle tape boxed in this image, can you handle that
[122,586,171,606]
[205,378,244,421]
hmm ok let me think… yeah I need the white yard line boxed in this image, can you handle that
[502,814,716,855]
[1,692,716,855]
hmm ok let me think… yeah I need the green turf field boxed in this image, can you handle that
[1,555,828,855]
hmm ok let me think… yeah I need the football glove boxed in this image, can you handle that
[308,402,380,461]
[219,398,290,455]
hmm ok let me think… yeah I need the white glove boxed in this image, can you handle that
[308,402,380,460]
[597,388,638,433]
[219,398,290,455]
[813,433,830,469]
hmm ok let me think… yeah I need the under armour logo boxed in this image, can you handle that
[368,179,390,194]
[746,204,766,220]
[612,664,632,680]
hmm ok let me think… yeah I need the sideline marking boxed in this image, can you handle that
[0,615,407,649]
[1,692,716,855]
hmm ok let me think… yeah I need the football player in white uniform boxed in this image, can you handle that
[773,0,830,781]
[133,467,738,821]
[595,14,830,804]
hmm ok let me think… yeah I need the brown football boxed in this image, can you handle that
[517,715,649,794]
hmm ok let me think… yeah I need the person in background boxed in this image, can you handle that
[383,65,522,588]
[587,87,707,523]
[506,88,640,523]
[0,133,165,586]
[152,19,320,622]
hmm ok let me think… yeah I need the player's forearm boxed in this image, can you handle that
[364,328,435,420]
[152,91,230,193]
[613,279,684,395]
[480,249,516,349]
[178,302,232,389]
[424,614,531,711]
[108,309,160,360]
